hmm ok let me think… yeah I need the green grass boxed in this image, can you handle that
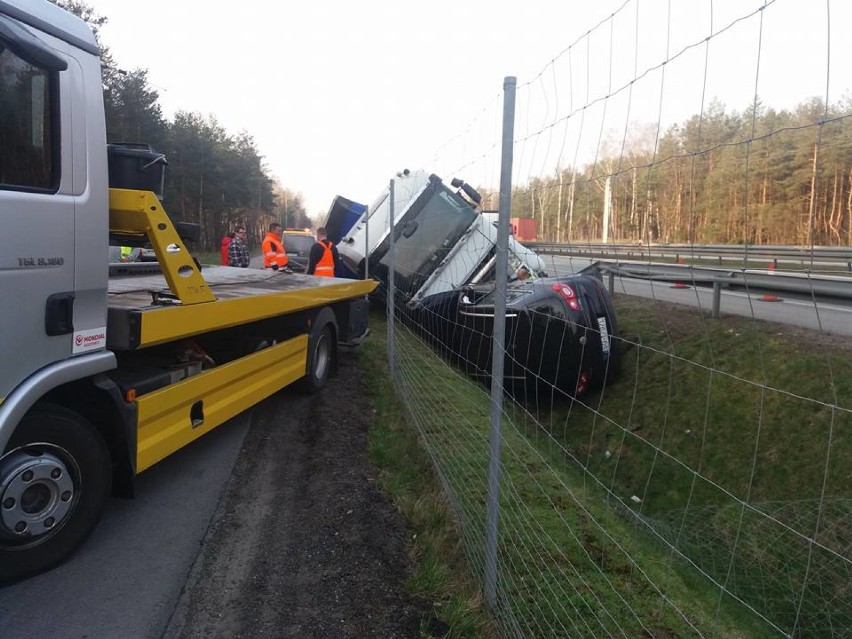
[194,250,222,265]
[399,311,777,637]
[357,326,495,638]
[195,248,263,267]
[562,294,852,509]
[543,295,852,636]
[359,296,852,638]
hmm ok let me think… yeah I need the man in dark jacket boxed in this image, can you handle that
[306,227,339,277]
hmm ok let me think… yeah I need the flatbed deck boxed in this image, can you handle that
[107,266,376,349]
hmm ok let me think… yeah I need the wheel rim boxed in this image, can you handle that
[0,444,78,546]
[313,332,331,381]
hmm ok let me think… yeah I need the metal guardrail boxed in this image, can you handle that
[529,242,852,270]
[598,261,852,299]
[579,260,852,318]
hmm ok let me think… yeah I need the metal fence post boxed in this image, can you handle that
[608,270,615,296]
[364,202,369,281]
[387,179,395,377]
[712,280,722,318]
[485,76,516,612]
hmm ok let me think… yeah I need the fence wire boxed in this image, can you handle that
[380,1,852,637]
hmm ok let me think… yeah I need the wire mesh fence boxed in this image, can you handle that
[368,1,852,636]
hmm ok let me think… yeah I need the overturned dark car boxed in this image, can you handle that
[416,274,621,398]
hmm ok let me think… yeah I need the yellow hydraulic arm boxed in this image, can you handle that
[108,188,216,305]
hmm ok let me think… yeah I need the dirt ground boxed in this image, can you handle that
[162,349,434,639]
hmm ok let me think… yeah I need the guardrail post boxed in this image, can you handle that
[712,280,721,319]
[608,270,615,296]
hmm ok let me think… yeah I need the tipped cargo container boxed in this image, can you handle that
[326,170,621,398]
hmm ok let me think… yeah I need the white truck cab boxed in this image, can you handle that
[0,0,113,450]
[335,171,546,306]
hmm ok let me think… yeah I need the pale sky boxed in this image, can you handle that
[86,0,850,218]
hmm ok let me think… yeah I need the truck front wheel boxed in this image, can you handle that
[0,404,111,585]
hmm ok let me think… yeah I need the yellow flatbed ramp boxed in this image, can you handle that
[107,266,376,350]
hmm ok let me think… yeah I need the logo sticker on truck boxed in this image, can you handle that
[73,327,107,354]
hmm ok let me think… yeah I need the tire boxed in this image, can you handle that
[299,307,337,394]
[0,404,111,585]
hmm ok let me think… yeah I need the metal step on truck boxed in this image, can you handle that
[0,0,375,584]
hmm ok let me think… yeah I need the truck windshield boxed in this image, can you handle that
[373,187,478,299]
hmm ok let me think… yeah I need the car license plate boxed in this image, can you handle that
[597,317,610,354]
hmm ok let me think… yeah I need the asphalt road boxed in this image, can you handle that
[0,414,250,638]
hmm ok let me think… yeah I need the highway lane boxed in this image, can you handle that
[544,255,852,337]
[0,413,250,638]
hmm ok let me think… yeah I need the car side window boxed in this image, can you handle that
[0,44,57,191]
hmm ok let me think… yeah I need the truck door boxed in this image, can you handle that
[0,13,104,400]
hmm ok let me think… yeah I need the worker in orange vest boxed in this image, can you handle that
[262,223,289,271]
[306,227,338,278]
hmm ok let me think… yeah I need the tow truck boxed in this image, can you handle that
[0,0,374,583]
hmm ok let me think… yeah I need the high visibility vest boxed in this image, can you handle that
[120,246,133,262]
[314,240,335,277]
[262,232,288,270]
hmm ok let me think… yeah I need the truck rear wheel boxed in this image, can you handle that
[0,404,111,585]
[299,307,337,394]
